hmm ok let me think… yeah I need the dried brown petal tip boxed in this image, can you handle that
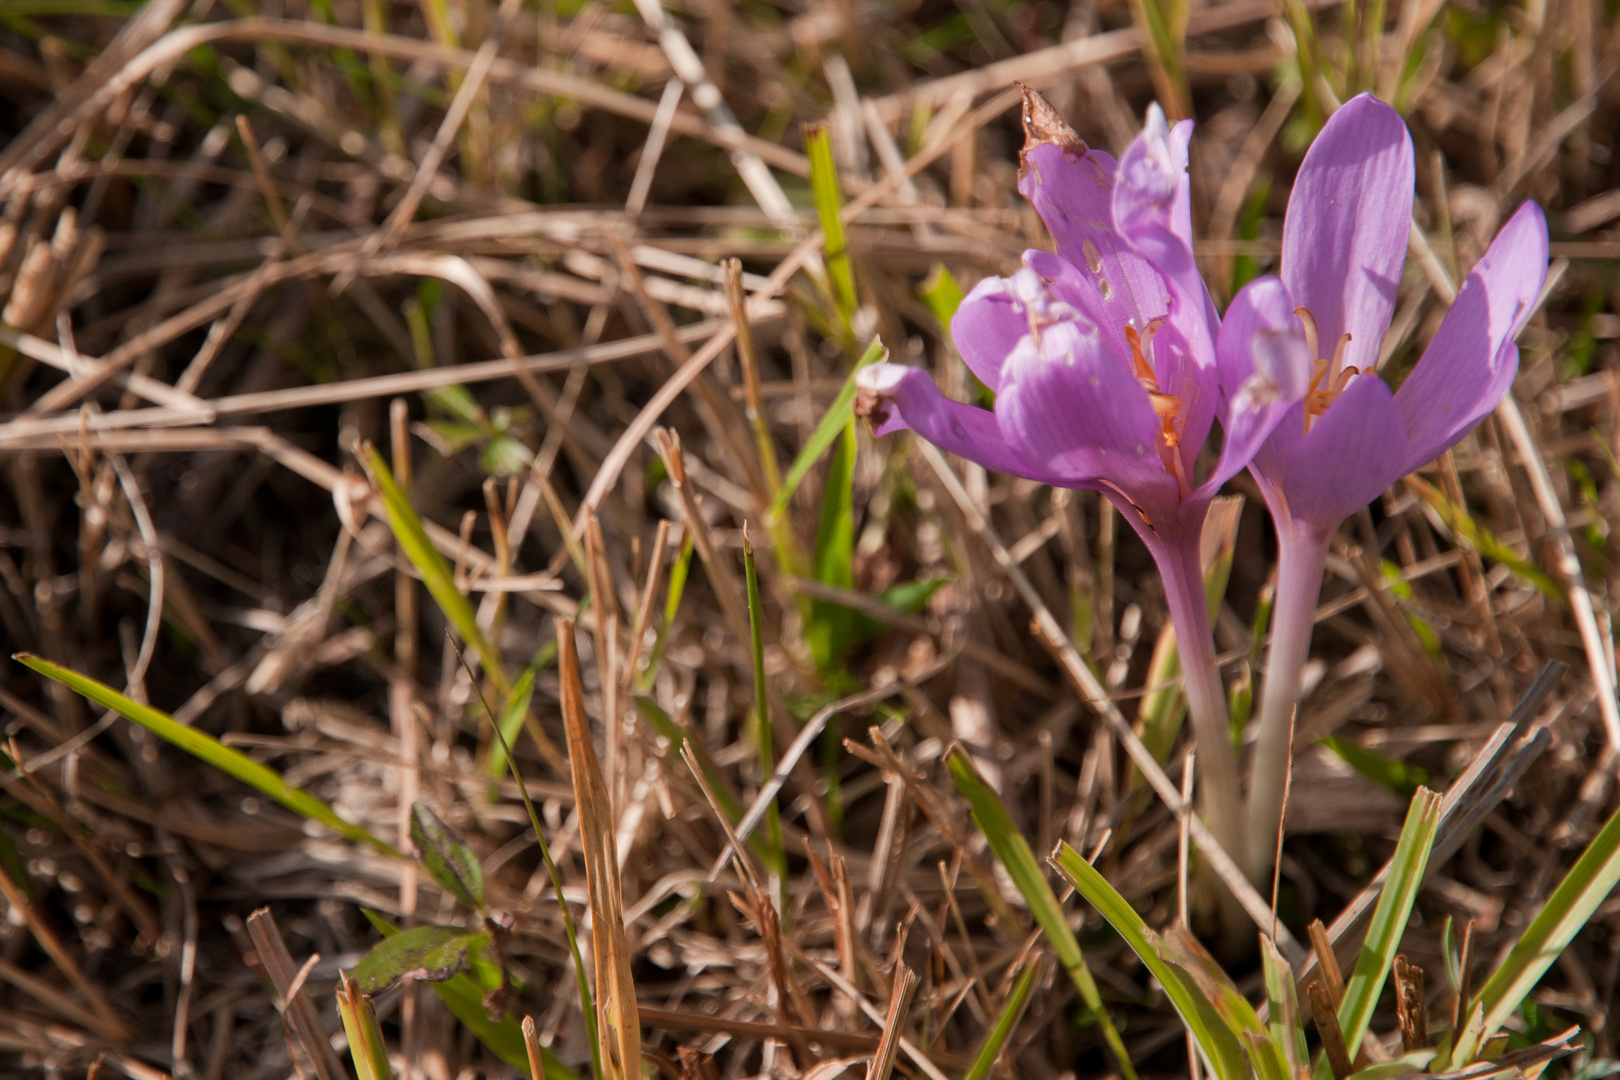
[1019,84,1085,154]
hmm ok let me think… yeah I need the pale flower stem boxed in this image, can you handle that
[1244,525,1333,883]
[1149,522,1248,878]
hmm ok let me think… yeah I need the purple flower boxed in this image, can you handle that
[856,88,1302,869]
[1239,93,1549,879]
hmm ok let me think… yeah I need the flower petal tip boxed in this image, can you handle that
[1019,85,1085,156]
[854,362,911,434]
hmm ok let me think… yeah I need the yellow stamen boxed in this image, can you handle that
[1296,306,1357,434]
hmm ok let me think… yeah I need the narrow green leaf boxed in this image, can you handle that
[1049,842,1248,1080]
[1318,736,1429,796]
[948,750,1139,1080]
[1261,935,1307,1077]
[960,958,1041,1080]
[1159,927,1289,1080]
[1342,1050,1436,1080]
[632,696,743,822]
[487,667,536,779]
[635,534,693,694]
[476,668,602,1080]
[807,419,859,672]
[13,653,400,857]
[410,803,485,909]
[768,338,885,521]
[1447,801,1620,1068]
[361,442,509,695]
[1406,476,1559,597]
[919,263,964,329]
[351,925,487,993]
[805,122,857,324]
[1320,787,1442,1078]
[336,980,394,1080]
[743,535,786,884]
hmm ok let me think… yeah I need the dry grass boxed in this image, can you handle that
[0,0,1618,1075]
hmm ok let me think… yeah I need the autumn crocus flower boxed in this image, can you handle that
[857,89,1307,872]
[1238,93,1549,880]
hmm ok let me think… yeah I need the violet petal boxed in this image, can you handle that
[1203,276,1313,497]
[994,319,1178,513]
[1280,373,1408,526]
[1282,93,1414,374]
[1394,201,1548,471]
[854,362,1065,484]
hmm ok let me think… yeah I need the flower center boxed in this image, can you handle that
[1125,319,1191,496]
[1295,307,1357,434]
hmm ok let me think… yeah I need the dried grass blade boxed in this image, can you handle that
[868,963,919,1080]
[558,618,641,1080]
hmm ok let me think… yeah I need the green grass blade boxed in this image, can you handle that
[486,667,536,779]
[805,122,857,325]
[1406,476,1559,597]
[1318,736,1429,796]
[1261,935,1307,1077]
[336,978,394,1080]
[632,696,742,821]
[807,418,859,674]
[1159,926,1285,1080]
[1447,800,1620,1068]
[1049,842,1248,1080]
[475,663,601,1080]
[960,958,1041,1080]
[634,534,692,694]
[1320,787,1441,1077]
[14,653,401,858]
[947,750,1139,1080]
[361,442,509,696]
[919,263,964,329]
[742,533,786,883]
[767,338,885,521]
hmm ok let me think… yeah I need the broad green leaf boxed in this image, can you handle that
[1050,842,1248,1080]
[13,654,400,857]
[948,750,1138,1080]
[767,338,885,521]
[1447,801,1620,1068]
[361,443,509,696]
[362,911,579,1079]
[1320,787,1442,1078]
[961,958,1041,1080]
[805,122,856,324]
[410,803,485,909]
[1318,736,1429,796]
[486,667,536,779]
[351,925,487,993]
